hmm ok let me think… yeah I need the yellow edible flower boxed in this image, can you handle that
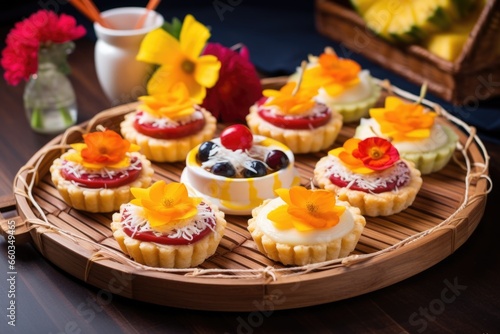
[263,82,316,116]
[301,50,361,96]
[267,186,346,232]
[136,14,221,104]
[370,96,436,141]
[65,129,140,169]
[131,181,202,233]
[138,82,195,119]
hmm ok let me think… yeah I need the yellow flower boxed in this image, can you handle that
[263,82,316,116]
[138,82,195,119]
[267,186,346,232]
[131,181,202,233]
[65,129,140,169]
[369,96,436,141]
[301,51,361,96]
[136,14,221,104]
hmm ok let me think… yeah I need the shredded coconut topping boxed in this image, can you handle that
[120,202,217,241]
[325,156,411,193]
[135,108,204,128]
[60,155,141,180]
[262,101,329,119]
[200,141,272,176]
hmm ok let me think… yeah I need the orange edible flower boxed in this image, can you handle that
[301,51,361,96]
[267,186,346,232]
[138,82,195,119]
[330,137,399,173]
[65,129,140,169]
[262,82,315,116]
[369,96,436,141]
[131,181,202,233]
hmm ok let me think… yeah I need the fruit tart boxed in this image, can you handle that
[246,81,343,154]
[181,124,300,215]
[248,186,366,266]
[289,47,381,123]
[50,129,154,213]
[354,95,459,174]
[120,83,217,162]
[111,181,227,268]
[314,137,422,217]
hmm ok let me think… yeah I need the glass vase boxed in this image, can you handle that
[23,42,78,134]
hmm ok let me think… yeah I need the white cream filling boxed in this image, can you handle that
[356,118,449,153]
[314,70,374,105]
[256,197,355,245]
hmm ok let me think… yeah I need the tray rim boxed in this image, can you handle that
[7,78,491,311]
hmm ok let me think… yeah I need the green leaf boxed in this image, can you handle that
[59,107,74,126]
[30,108,44,129]
[162,17,182,40]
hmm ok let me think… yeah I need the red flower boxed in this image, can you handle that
[352,137,400,171]
[1,10,86,86]
[201,43,262,123]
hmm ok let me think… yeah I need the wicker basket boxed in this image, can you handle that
[315,0,500,105]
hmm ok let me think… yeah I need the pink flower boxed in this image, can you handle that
[201,43,262,123]
[1,10,86,86]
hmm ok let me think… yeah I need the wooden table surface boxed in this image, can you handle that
[0,37,498,334]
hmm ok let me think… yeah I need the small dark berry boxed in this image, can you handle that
[210,161,236,177]
[265,150,290,170]
[243,160,267,178]
[197,141,219,162]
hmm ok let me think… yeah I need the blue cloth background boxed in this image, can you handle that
[2,0,499,143]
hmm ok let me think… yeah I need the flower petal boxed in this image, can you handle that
[179,14,211,59]
[267,205,293,230]
[136,28,181,65]
[194,55,221,88]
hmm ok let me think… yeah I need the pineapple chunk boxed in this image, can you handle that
[350,0,379,15]
[359,0,482,43]
[424,33,469,61]
[423,0,484,62]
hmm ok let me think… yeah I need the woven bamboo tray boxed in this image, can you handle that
[315,0,500,105]
[0,79,491,311]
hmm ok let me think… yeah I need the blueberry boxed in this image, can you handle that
[197,141,219,162]
[243,160,267,178]
[210,161,236,177]
[265,150,290,170]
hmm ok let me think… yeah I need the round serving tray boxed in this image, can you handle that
[3,79,491,311]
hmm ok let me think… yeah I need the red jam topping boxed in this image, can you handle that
[121,204,215,245]
[328,161,411,193]
[257,97,331,130]
[61,157,142,189]
[133,111,206,139]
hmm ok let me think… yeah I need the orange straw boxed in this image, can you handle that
[134,0,161,29]
[70,0,111,28]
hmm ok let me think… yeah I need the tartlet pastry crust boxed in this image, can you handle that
[314,157,422,217]
[120,108,217,162]
[247,199,365,266]
[246,105,342,154]
[111,202,226,268]
[50,151,154,213]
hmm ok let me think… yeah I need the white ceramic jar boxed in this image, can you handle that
[94,7,164,105]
